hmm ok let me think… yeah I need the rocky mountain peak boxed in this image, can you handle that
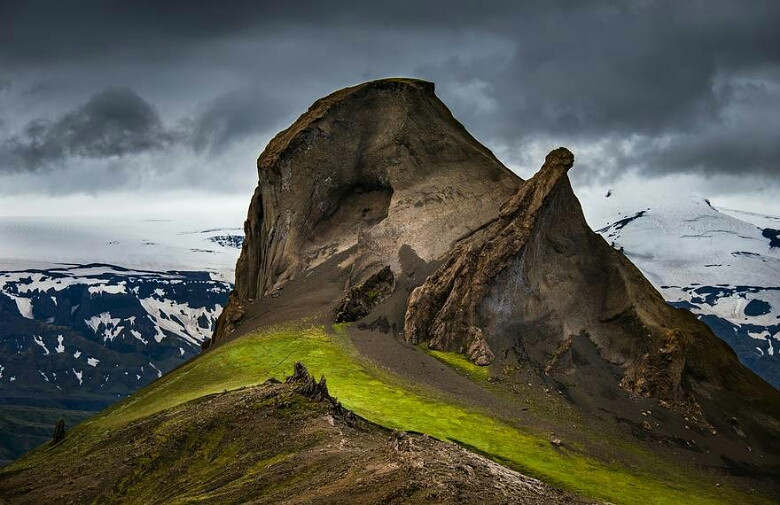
[214,78,521,343]
[405,146,577,366]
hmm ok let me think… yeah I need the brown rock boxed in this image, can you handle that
[50,419,65,446]
[334,266,394,323]
[213,78,519,345]
[403,145,775,423]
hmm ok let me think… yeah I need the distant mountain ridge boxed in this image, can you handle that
[0,263,231,464]
[0,214,243,282]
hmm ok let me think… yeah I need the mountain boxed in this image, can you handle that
[591,190,780,388]
[0,213,243,281]
[0,214,242,464]
[2,79,778,504]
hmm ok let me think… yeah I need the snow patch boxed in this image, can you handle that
[748,330,771,340]
[148,361,162,378]
[84,312,124,342]
[88,282,126,295]
[55,334,65,353]
[139,297,220,345]
[130,329,148,345]
[15,298,33,319]
[32,335,50,355]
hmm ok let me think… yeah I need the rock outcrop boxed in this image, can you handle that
[213,78,519,343]
[334,265,394,323]
[50,419,66,446]
[404,147,764,406]
[405,148,577,366]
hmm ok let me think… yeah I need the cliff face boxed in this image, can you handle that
[214,79,520,343]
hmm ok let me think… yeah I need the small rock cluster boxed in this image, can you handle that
[285,362,356,426]
[334,266,394,323]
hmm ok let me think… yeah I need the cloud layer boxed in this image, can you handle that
[4,87,174,171]
[0,0,778,197]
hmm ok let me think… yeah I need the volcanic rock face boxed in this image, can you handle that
[405,148,578,367]
[404,147,765,405]
[214,79,519,342]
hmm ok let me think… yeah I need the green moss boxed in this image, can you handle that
[423,345,490,381]
[57,323,769,505]
[184,452,295,503]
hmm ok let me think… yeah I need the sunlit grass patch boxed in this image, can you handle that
[423,345,490,381]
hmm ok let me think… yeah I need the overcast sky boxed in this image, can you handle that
[1,0,778,218]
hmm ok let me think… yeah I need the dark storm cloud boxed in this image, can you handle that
[188,88,292,154]
[410,1,780,179]
[0,0,514,62]
[3,87,173,170]
[0,0,778,189]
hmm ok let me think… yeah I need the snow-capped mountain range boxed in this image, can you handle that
[590,190,780,388]
[0,211,242,464]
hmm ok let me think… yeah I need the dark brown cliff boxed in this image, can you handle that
[405,146,779,456]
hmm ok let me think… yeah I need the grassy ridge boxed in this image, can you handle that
[60,323,768,505]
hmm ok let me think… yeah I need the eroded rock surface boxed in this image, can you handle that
[403,146,779,436]
[405,148,576,366]
[335,266,394,322]
[213,78,520,344]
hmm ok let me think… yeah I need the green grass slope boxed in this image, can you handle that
[5,323,772,505]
